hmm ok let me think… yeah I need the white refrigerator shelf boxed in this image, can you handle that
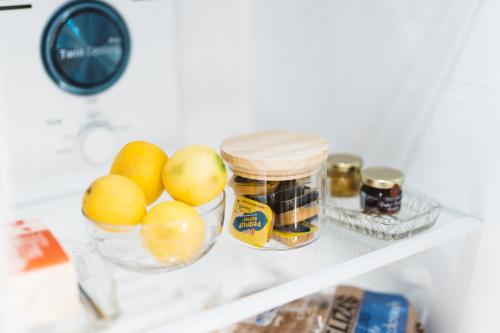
[105,208,480,333]
[4,196,481,333]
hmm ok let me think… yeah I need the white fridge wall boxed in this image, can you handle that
[248,0,487,215]
[177,0,487,214]
[458,1,499,332]
[175,0,255,147]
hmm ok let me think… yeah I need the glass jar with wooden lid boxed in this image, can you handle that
[220,130,329,250]
[327,154,363,197]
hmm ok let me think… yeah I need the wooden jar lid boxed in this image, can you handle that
[220,130,329,180]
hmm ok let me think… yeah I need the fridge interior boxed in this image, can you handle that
[172,2,491,330]
[1,0,495,332]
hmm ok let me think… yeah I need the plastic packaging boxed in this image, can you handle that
[224,286,426,333]
[4,220,79,331]
[326,286,426,333]
[223,293,333,333]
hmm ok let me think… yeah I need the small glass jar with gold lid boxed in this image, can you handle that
[360,167,404,215]
[327,154,363,197]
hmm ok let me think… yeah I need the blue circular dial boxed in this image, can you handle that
[42,1,130,95]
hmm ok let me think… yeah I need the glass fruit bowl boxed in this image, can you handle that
[86,192,226,273]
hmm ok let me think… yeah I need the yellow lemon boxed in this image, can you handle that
[110,141,168,205]
[141,201,205,263]
[82,175,147,229]
[162,145,227,206]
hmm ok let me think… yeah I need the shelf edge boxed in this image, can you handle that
[133,216,481,333]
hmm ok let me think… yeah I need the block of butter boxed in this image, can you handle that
[4,219,79,331]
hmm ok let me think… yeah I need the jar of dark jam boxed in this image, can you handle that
[327,154,363,197]
[360,167,404,215]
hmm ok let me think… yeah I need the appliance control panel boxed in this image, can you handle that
[42,1,131,95]
[45,110,122,164]
[79,121,117,165]
[0,0,179,206]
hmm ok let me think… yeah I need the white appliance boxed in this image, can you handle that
[0,0,179,207]
[1,0,498,332]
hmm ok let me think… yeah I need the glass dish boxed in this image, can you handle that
[86,192,225,272]
[62,239,119,330]
[324,189,440,240]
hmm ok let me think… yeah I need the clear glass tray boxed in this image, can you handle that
[324,189,441,240]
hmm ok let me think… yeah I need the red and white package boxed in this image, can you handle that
[4,219,79,331]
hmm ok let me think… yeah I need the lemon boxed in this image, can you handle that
[82,175,147,229]
[110,141,168,205]
[162,145,227,206]
[141,201,205,263]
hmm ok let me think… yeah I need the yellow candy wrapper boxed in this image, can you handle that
[230,196,274,248]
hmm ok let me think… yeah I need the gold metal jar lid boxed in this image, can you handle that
[361,167,404,189]
[220,130,329,181]
[327,154,363,175]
